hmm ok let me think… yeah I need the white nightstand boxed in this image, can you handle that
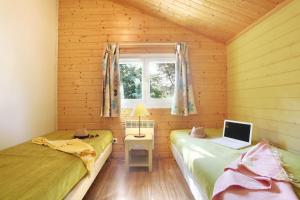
[124,120,154,172]
[125,132,153,172]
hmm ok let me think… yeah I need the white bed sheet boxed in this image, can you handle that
[171,144,209,200]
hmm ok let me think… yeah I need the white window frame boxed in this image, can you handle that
[120,53,176,108]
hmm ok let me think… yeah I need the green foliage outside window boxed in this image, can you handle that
[150,63,175,98]
[120,63,142,99]
[119,62,175,99]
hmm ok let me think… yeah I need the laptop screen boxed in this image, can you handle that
[224,121,252,142]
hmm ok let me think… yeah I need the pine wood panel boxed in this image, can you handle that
[83,158,194,200]
[112,0,287,42]
[58,0,227,158]
[227,0,300,154]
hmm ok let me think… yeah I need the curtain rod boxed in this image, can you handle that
[118,42,176,47]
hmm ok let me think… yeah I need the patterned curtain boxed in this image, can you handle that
[101,43,120,117]
[171,42,197,116]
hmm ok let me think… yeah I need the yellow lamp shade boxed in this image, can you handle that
[131,104,149,117]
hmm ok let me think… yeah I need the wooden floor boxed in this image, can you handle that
[84,158,195,200]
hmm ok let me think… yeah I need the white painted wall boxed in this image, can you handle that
[0,0,58,150]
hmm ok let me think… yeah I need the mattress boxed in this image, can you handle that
[0,130,113,200]
[170,129,300,199]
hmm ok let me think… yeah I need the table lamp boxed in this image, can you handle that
[131,104,150,138]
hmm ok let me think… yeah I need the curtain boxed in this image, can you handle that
[101,43,120,117]
[171,42,197,116]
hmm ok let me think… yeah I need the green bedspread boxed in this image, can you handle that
[170,129,300,199]
[0,130,113,200]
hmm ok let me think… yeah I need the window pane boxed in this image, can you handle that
[150,63,175,98]
[120,62,142,99]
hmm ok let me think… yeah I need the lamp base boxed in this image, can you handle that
[134,134,145,138]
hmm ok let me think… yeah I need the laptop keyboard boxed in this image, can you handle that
[211,137,246,149]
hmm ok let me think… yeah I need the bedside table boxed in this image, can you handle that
[125,132,153,172]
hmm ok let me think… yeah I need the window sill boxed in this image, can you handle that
[121,98,172,109]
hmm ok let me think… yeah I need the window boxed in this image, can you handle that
[120,54,176,108]
[120,60,142,99]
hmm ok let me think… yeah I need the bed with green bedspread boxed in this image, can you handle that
[0,130,113,200]
[170,129,300,199]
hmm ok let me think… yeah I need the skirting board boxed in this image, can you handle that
[171,144,209,200]
[65,143,112,200]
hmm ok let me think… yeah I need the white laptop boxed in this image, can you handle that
[211,120,253,149]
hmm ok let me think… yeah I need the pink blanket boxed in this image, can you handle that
[212,141,298,200]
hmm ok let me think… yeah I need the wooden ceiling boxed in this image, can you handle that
[114,0,288,43]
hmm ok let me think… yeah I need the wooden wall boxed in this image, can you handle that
[58,0,226,158]
[227,0,300,154]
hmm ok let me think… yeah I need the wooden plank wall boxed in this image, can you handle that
[58,0,227,158]
[227,0,300,154]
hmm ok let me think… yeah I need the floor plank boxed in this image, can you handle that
[84,158,195,200]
